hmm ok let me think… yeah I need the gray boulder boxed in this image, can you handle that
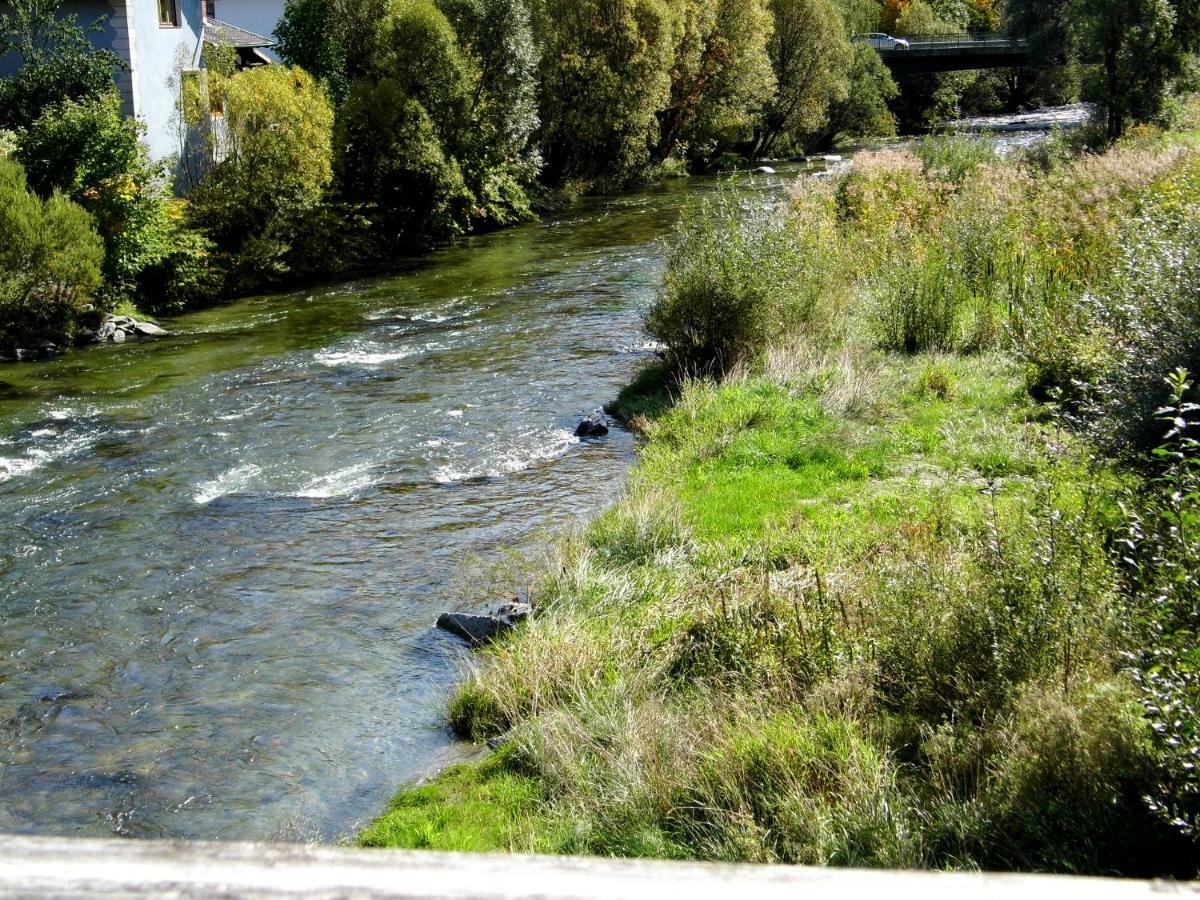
[436,601,533,648]
[574,410,610,438]
[110,328,126,344]
[753,166,776,174]
[133,321,168,337]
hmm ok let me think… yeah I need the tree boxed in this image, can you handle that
[817,42,898,147]
[529,0,681,187]
[275,0,350,103]
[1077,0,1179,141]
[335,78,473,240]
[0,0,123,130]
[433,0,542,220]
[0,156,104,343]
[756,0,853,155]
[15,92,171,292]
[654,0,776,165]
[274,0,389,98]
[188,65,334,250]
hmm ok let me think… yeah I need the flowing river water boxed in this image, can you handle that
[0,108,1086,843]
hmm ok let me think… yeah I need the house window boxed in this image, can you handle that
[203,0,215,18]
[158,0,180,27]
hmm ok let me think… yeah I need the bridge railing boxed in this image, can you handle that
[0,834,1187,899]
[892,31,1026,47]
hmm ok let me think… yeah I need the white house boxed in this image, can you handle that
[0,0,288,163]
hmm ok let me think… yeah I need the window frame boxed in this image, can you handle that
[158,0,181,28]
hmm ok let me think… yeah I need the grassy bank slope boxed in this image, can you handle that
[362,122,1200,876]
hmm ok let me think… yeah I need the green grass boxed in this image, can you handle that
[360,750,555,853]
[358,131,1200,875]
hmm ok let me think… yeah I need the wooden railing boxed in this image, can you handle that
[0,834,1194,898]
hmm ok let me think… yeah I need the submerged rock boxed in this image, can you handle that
[575,410,610,438]
[133,321,168,338]
[436,601,533,648]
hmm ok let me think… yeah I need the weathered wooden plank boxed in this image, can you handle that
[0,835,1194,899]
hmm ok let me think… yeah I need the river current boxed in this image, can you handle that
[0,108,1086,842]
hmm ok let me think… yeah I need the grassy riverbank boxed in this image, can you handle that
[362,119,1200,875]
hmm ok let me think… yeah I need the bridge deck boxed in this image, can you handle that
[870,32,1032,74]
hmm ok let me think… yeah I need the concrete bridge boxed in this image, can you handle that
[875,33,1032,75]
[0,834,1196,898]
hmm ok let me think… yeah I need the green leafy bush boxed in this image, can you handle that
[647,187,834,375]
[334,78,473,243]
[0,157,104,343]
[188,65,334,252]
[1122,370,1200,839]
[15,93,172,295]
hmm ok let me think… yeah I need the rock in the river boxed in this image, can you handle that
[110,328,126,344]
[753,166,776,174]
[436,601,533,648]
[133,321,168,337]
[574,410,610,438]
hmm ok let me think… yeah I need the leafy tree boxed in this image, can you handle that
[275,0,350,102]
[432,0,542,221]
[654,0,776,165]
[1007,0,1192,140]
[816,43,898,147]
[0,156,103,343]
[529,0,680,187]
[896,0,959,32]
[15,92,171,293]
[756,0,853,155]
[335,78,473,240]
[378,0,476,146]
[188,65,334,250]
[274,0,389,96]
[1078,0,1179,141]
[836,0,884,33]
[0,0,122,130]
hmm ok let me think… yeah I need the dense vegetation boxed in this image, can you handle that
[360,114,1200,874]
[4,0,1197,352]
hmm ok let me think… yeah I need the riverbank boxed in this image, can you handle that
[360,119,1200,874]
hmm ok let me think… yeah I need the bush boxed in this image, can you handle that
[334,79,473,243]
[0,157,104,344]
[188,65,334,251]
[647,187,835,375]
[0,0,124,131]
[15,92,172,294]
[135,224,225,316]
[1122,370,1200,839]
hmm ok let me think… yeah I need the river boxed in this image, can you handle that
[0,109,1085,843]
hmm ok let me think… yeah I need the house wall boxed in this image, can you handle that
[209,0,284,61]
[129,0,205,162]
[0,0,198,163]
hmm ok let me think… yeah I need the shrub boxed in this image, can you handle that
[0,0,124,131]
[647,187,834,375]
[15,92,173,294]
[0,157,103,343]
[915,134,996,185]
[1122,370,1200,839]
[334,79,473,242]
[135,224,225,316]
[188,65,334,251]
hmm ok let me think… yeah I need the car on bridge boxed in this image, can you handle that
[853,32,911,50]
